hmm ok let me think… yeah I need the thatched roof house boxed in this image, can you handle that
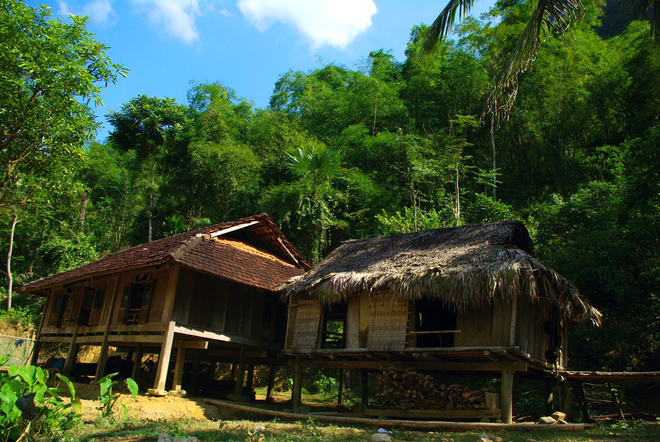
[281,221,601,422]
[283,220,601,325]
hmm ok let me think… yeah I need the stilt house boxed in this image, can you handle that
[22,214,309,396]
[281,221,601,422]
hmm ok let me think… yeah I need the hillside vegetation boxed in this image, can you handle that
[1,0,659,373]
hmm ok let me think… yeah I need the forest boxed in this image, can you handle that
[1,0,659,374]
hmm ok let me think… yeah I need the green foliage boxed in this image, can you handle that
[94,373,139,420]
[0,0,126,210]
[0,359,81,441]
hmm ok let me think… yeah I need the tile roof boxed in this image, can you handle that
[176,238,305,291]
[21,214,308,292]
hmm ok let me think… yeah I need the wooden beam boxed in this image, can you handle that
[173,324,280,350]
[266,365,276,400]
[210,221,259,237]
[292,359,527,372]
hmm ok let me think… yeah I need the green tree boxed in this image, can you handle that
[0,0,126,210]
[107,95,188,242]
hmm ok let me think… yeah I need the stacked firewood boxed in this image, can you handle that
[377,367,495,410]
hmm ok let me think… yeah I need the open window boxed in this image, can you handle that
[412,299,457,348]
[320,302,347,349]
[119,273,154,325]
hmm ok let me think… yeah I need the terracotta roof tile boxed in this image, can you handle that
[22,214,307,292]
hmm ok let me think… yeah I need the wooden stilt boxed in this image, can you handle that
[95,276,121,381]
[172,340,186,391]
[266,365,276,400]
[234,350,246,396]
[560,380,572,415]
[131,344,143,381]
[501,358,513,424]
[338,368,347,405]
[292,359,302,411]
[189,349,201,392]
[148,320,175,395]
[246,363,255,392]
[544,379,553,416]
[62,322,80,376]
[361,370,369,410]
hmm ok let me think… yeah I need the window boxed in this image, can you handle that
[320,302,347,349]
[413,299,457,348]
[121,281,154,325]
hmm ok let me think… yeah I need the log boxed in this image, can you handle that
[204,398,595,432]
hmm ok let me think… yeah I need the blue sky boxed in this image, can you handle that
[26,0,497,141]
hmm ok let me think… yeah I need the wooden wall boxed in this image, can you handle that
[172,268,271,341]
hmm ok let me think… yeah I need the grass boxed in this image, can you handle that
[44,414,660,442]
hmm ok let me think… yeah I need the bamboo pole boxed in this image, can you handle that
[203,398,595,432]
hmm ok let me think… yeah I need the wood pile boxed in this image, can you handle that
[377,367,496,410]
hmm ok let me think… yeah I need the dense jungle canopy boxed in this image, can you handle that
[1,0,659,372]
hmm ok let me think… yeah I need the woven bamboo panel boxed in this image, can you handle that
[291,301,322,353]
[367,292,408,351]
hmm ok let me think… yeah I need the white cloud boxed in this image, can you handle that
[237,0,377,50]
[58,0,117,27]
[132,0,203,44]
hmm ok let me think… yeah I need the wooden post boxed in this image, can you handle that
[148,320,176,395]
[30,297,49,366]
[544,379,553,416]
[361,370,369,410]
[95,276,121,381]
[160,265,180,322]
[559,380,572,415]
[292,358,302,411]
[338,368,347,405]
[189,349,201,392]
[172,340,186,391]
[234,350,246,396]
[266,365,276,400]
[246,363,255,392]
[131,344,143,381]
[501,358,514,424]
[62,321,81,376]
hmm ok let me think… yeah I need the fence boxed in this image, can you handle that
[0,334,35,367]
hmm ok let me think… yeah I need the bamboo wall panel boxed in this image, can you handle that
[291,301,322,353]
[490,300,512,346]
[367,293,408,351]
[455,306,491,347]
[345,296,361,348]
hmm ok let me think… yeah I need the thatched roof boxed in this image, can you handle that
[281,221,601,325]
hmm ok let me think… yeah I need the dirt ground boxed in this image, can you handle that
[71,382,229,421]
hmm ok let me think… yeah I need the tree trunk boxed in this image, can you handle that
[79,191,89,228]
[7,212,18,311]
[149,161,154,243]
[490,112,497,202]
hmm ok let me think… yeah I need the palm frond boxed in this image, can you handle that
[422,0,478,55]
[488,0,584,120]
[636,0,660,43]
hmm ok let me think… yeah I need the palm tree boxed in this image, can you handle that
[422,0,659,119]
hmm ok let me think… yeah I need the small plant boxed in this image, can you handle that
[247,425,265,442]
[0,355,81,441]
[94,372,138,420]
